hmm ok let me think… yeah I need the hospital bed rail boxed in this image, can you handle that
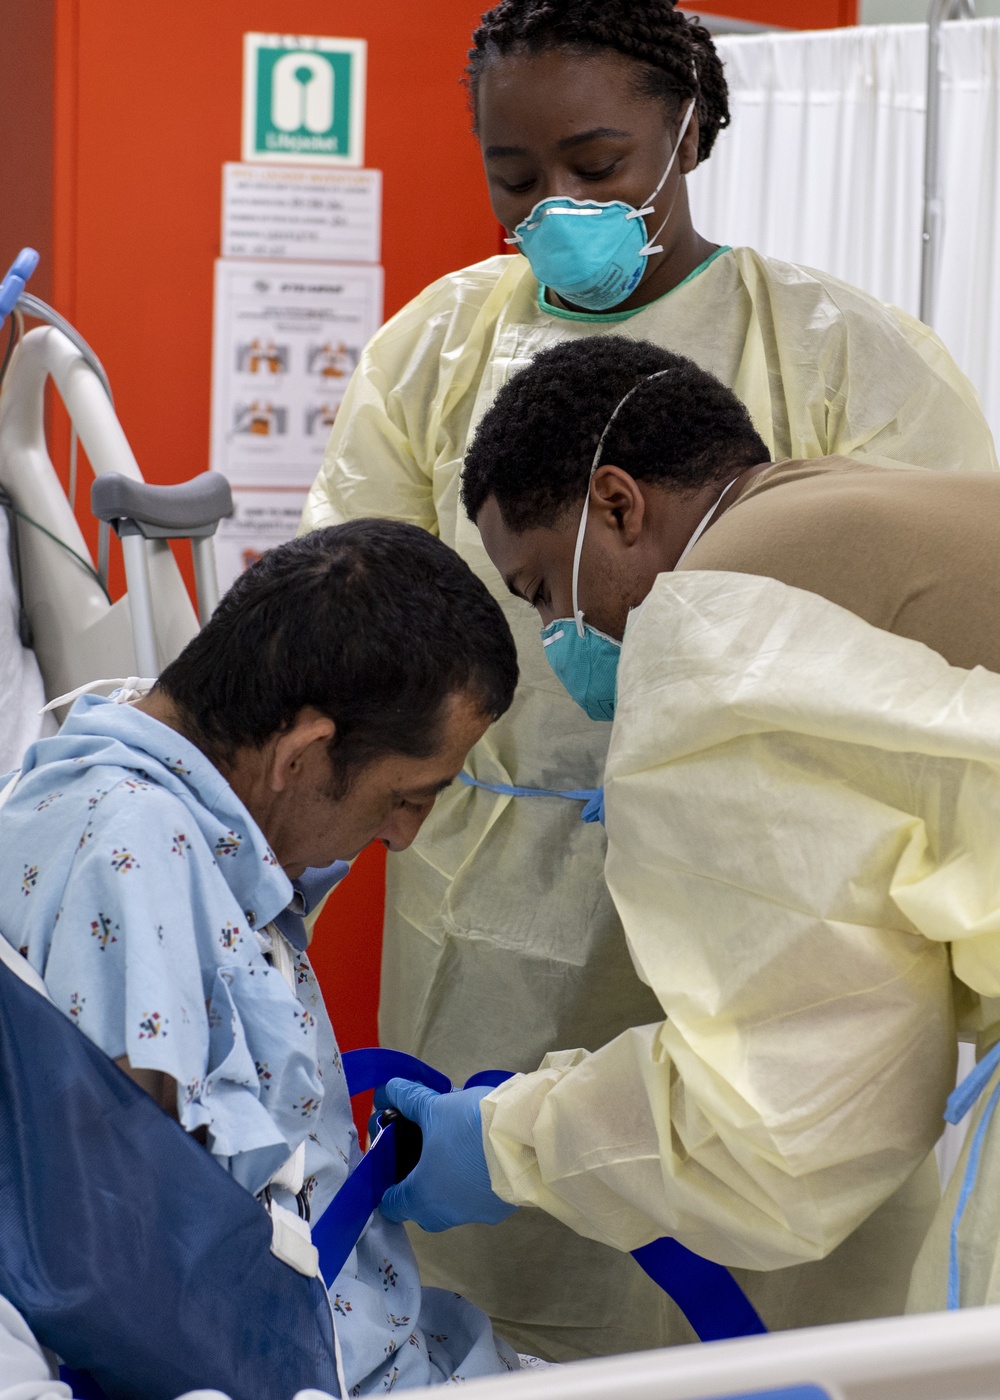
[444,1303,1000,1400]
[0,321,231,700]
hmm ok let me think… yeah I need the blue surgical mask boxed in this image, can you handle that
[540,362,740,722]
[541,617,621,722]
[507,102,695,313]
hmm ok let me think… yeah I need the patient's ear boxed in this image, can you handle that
[271,708,336,792]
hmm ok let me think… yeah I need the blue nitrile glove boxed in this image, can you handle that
[375,1078,517,1232]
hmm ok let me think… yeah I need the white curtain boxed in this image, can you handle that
[934,21,1000,427]
[688,18,1000,439]
[689,21,1000,1187]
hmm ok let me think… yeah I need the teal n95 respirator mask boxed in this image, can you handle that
[541,366,739,721]
[507,101,695,313]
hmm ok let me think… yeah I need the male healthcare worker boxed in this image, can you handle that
[301,0,998,1360]
[377,335,1000,1324]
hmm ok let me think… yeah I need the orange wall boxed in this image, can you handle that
[680,0,857,25]
[0,0,858,1064]
[0,4,55,303]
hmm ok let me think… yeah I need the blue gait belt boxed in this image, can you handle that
[315,1047,767,1344]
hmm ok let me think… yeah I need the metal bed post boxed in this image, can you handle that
[920,0,975,327]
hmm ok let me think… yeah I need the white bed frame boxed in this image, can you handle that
[0,325,199,701]
[470,1305,1000,1400]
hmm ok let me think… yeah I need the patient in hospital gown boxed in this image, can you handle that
[0,692,517,1394]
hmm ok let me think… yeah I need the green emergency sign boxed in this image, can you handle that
[242,35,367,167]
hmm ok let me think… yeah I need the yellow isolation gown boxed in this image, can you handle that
[482,570,1000,1278]
[301,248,996,1360]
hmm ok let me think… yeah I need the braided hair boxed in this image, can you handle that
[466,0,730,164]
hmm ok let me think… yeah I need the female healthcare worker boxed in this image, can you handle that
[300,0,997,1363]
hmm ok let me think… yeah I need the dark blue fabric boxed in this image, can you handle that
[57,1367,111,1400]
[312,1114,401,1287]
[329,1048,767,1345]
[342,1047,451,1098]
[0,959,339,1400]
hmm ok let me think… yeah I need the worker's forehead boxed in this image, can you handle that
[477,48,659,145]
[476,495,575,571]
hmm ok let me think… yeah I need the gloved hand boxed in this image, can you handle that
[375,1078,517,1232]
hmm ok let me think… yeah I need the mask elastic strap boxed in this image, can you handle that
[572,370,676,636]
[633,99,696,256]
[675,474,743,568]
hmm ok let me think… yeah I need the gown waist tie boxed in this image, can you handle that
[458,770,605,824]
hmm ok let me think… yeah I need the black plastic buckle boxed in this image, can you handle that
[377,1107,423,1183]
[259,1182,311,1222]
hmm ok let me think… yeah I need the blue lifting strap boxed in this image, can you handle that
[320,1048,767,1344]
[310,1049,451,1284]
[632,1238,766,1343]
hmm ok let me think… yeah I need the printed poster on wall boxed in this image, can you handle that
[221,163,381,262]
[214,487,310,596]
[209,257,383,490]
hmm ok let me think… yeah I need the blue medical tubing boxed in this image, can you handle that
[944,1038,1000,1308]
[0,247,113,399]
[0,247,39,328]
[323,1048,767,1343]
[707,1391,829,1400]
[459,770,605,824]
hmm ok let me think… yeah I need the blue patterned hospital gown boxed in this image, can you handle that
[0,695,517,1392]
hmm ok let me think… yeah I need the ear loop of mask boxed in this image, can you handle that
[571,370,676,637]
[626,98,696,257]
[675,472,743,566]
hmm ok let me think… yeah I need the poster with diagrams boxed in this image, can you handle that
[209,257,383,489]
[214,487,310,596]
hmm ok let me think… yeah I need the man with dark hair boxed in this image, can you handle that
[461,334,1000,678]
[376,336,1000,1324]
[0,521,521,1393]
